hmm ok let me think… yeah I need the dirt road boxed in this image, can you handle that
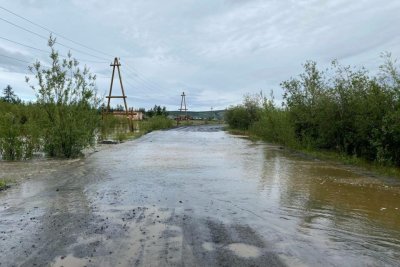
[1,125,399,266]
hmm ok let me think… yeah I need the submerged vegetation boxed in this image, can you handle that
[0,36,101,159]
[226,53,400,168]
[142,115,174,132]
[0,101,42,160]
[100,114,174,142]
[0,36,171,161]
[0,179,8,191]
[25,37,100,158]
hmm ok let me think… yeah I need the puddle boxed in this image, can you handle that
[51,254,88,267]
[202,242,215,251]
[226,243,261,258]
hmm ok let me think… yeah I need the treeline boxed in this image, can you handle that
[225,53,400,166]
[145,105,168,118]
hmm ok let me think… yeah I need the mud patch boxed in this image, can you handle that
[69,205,191,266]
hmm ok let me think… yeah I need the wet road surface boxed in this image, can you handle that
[1,125,400,266]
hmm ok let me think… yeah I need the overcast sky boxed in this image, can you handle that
[0,0,399,111]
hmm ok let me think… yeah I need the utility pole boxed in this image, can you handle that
[103,57,134,131]
[105,57,128,116]
[179,91,188,119]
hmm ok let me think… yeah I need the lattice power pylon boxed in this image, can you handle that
[105,57,128,116]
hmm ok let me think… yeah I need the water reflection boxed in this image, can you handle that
[1,126,400,266]
[258,144,400,263]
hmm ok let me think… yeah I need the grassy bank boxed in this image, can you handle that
[225,55,400,178]
[301,148,400,178]
[226,127,400,179]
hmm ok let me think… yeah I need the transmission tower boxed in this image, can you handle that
[105,57,128,116]
[179,91,188,120]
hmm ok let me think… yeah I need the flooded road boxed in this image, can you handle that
[1,125,400,266]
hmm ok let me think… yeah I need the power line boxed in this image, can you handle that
[0,52,171,106]
[0,6,176,105]
[0,5,114,58]
[0,17,109,61]
[122,71,166,97]
[120,70,154,97]
[0,53,31,64]
[119,66,173,99]
[125,64,167,91]
[0,36,109,64]
[123,65,169,95]
[0,49,172,100]
[0,36,50,54]
[124,64,165,90]
[0,52,107,83]
[0,6,172,96]
[0,17,48,40]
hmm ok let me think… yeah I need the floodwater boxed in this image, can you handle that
[0,125,399,266]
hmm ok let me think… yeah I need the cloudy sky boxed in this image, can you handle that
[0,0,399,110]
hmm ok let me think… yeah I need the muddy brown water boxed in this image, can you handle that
[0,125,399,266]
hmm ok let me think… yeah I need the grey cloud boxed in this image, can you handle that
[0,46,32,73]
[1,0,400,109]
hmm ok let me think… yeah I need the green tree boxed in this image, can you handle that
[25,36,100,158]
[281,61,326,147]
[145,105,168,118]
[2,85,20,103]
[225,105,251,130]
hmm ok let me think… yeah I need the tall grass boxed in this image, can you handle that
[99,115,174,142]
[142,116,174,132]
[0,103,42,160]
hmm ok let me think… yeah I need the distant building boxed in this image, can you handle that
[105,109,144,121]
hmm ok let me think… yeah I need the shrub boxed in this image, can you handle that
[0,113,23,160]
[224,106,251,130]
[26,36,100,158]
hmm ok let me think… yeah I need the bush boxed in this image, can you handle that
[250,107,298,147]
[280,55,400,165]
[0,113,23,160]
[224,106,251,130]
[0,106,41,160]
[226,54,400,166]
[26,36,100,158]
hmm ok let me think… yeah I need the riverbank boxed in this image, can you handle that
[226,127,400,180]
